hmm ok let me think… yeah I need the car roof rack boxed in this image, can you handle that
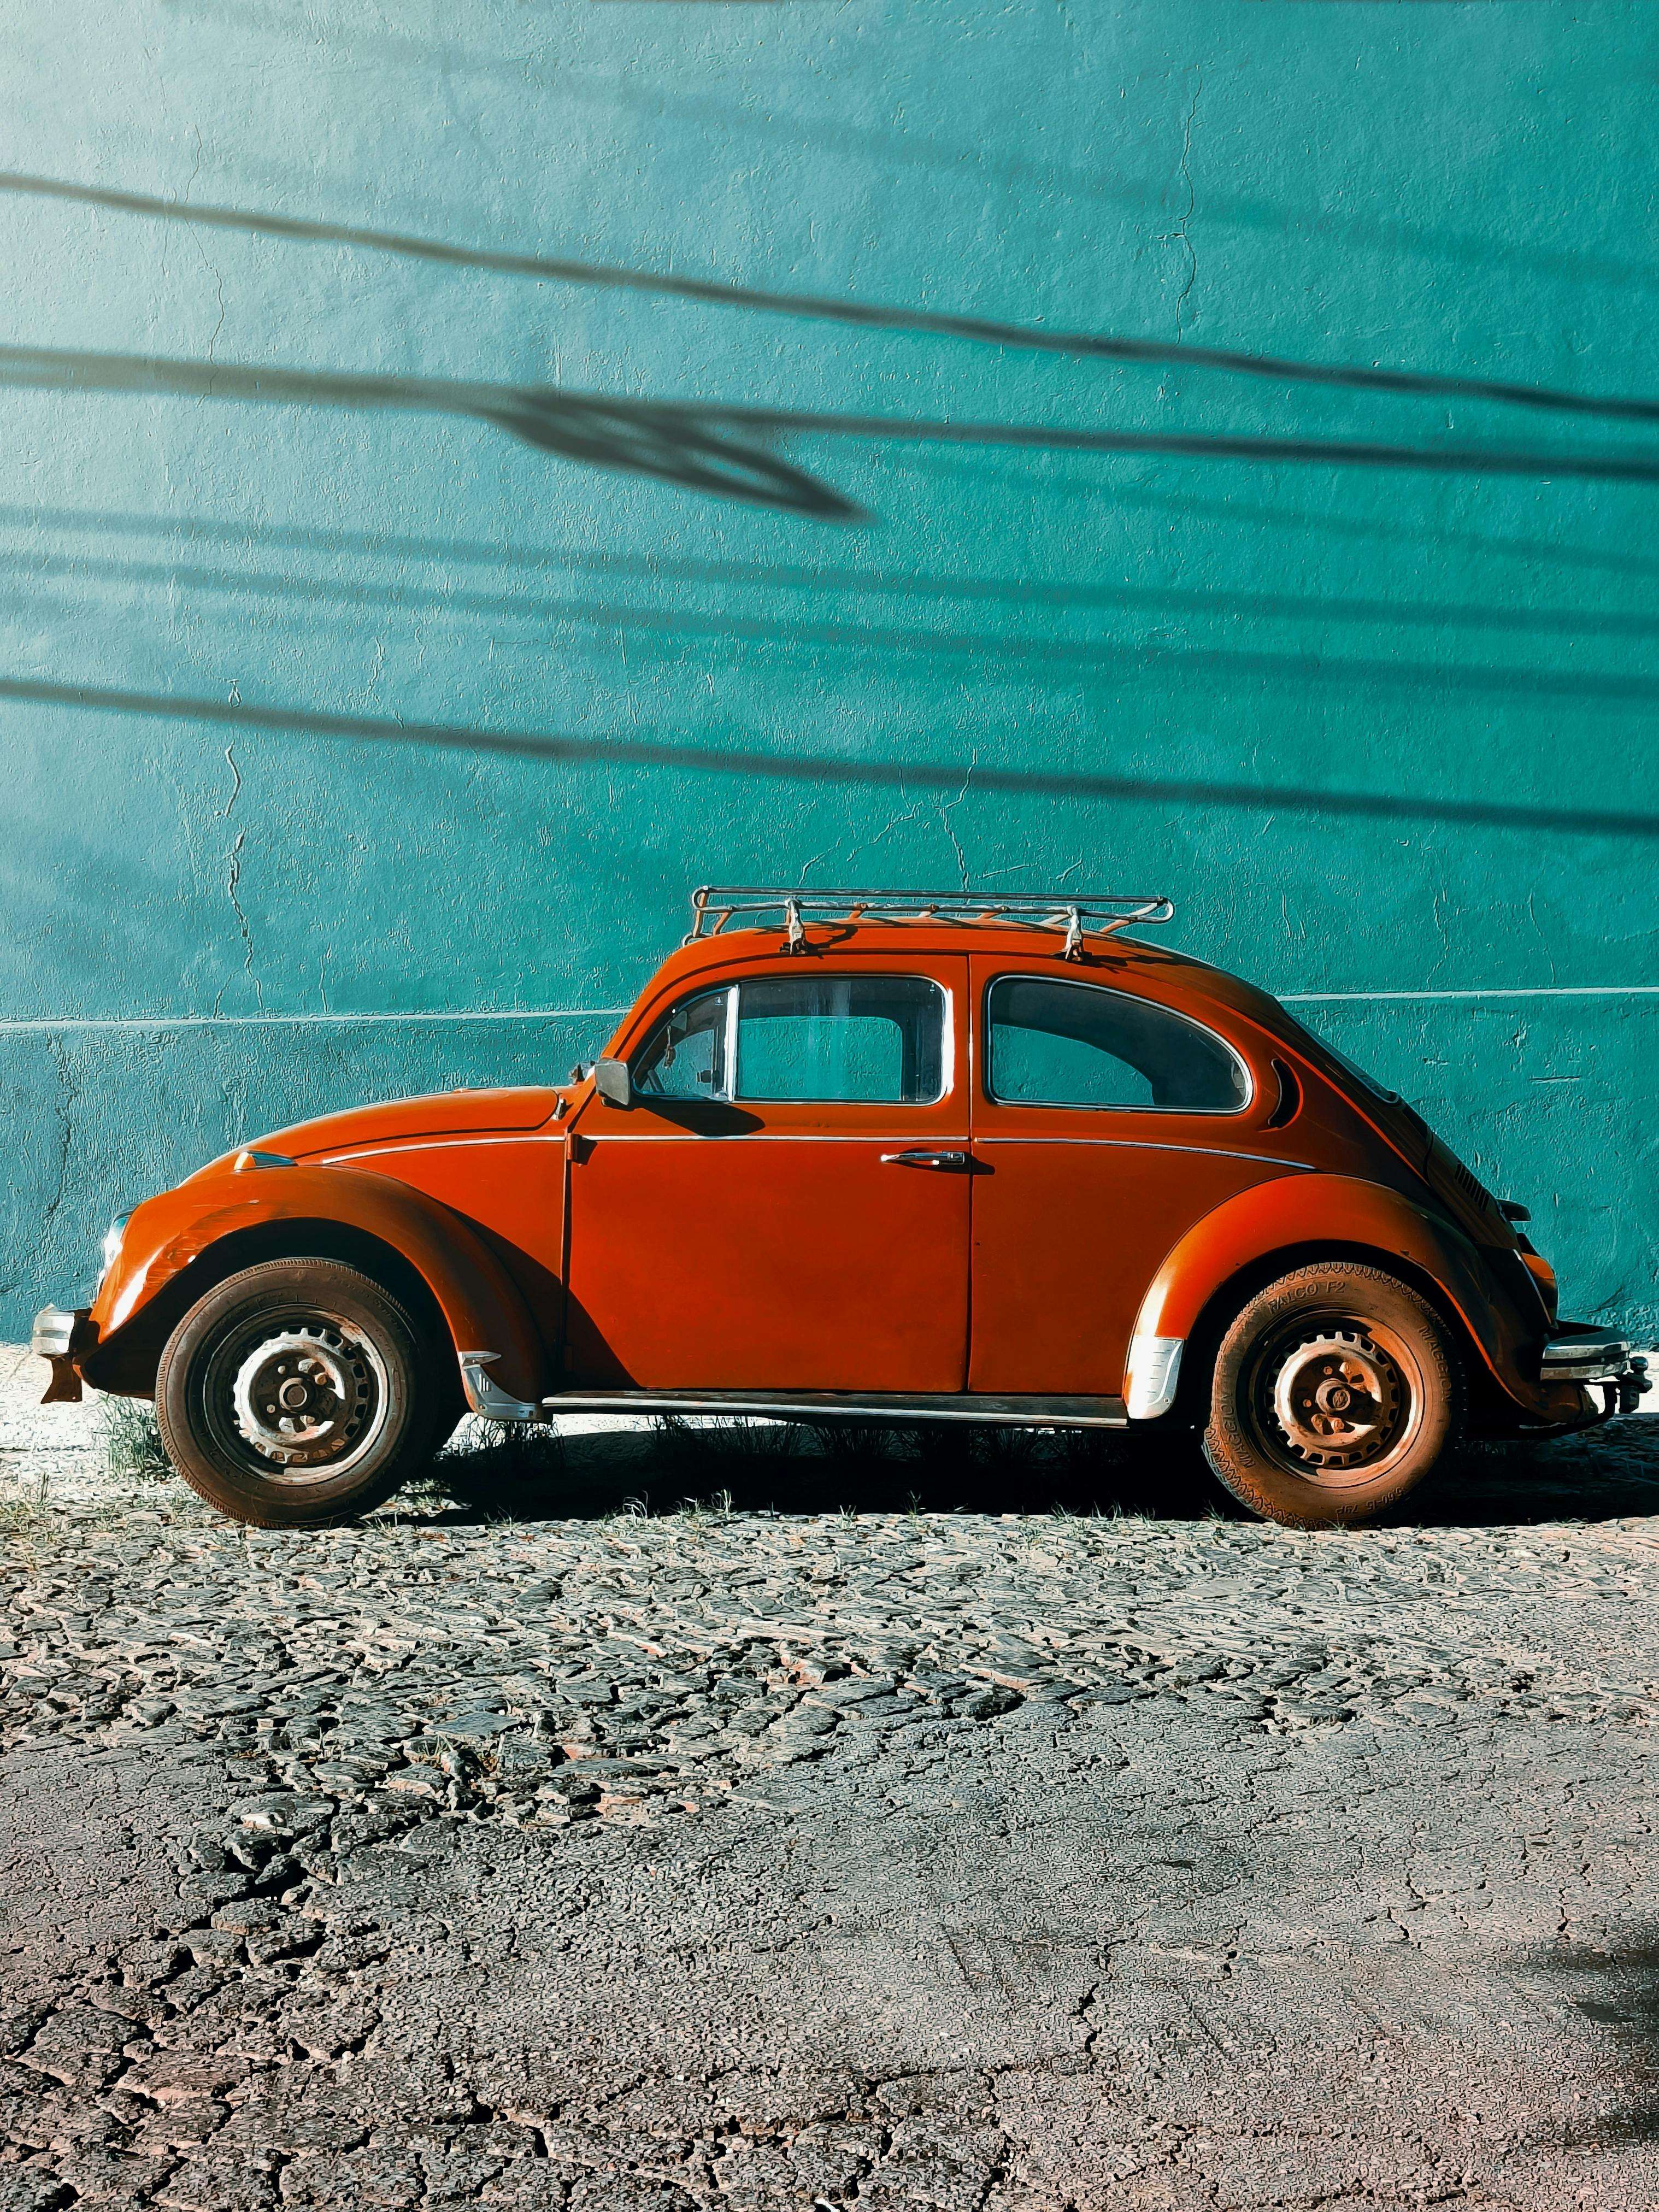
[687,886,1175,960]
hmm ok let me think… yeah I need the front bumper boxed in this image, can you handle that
[30,1306,92,1403]
[1542,1329,1650,1415]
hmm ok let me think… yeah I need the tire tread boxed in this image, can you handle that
[1202,1261,1462,1528]
[156,1256,446,1528]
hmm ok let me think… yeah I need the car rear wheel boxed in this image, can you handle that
[1202,1262,1461,1527]
[156,1258,449,1527]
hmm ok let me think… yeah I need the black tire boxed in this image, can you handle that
[156,1257,449,1527]
[1202,1262,1462,1528]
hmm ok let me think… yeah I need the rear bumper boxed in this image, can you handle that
[1543,1330,1636,1383]
[1541,1328,1650,1415]
[30,1306,92,1403]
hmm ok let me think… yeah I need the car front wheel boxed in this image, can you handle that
[156,1257,448,1527]
[1203,1262,1461,1527]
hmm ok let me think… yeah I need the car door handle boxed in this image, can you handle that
[880,1148,969,1169]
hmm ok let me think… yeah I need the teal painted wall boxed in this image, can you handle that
[3,2,1657,1338]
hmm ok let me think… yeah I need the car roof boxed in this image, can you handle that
[637,921,1256,1007]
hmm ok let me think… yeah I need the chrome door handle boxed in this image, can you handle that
[880,1148,968,1169]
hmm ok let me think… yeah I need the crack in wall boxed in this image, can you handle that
[210,744,264,1016]
[4,1034,77,1298]
[1164,70,1202,340]
[215,827,266,1017]
[204,260,227,363]
[938,759,977,890]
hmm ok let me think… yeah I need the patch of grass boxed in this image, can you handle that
[641,1415,805,1504]
[0,1481,51,1548]
[965,1422,1046,1476]
[99,1396,173,1484]
[433,1419,569,1515]
[649,1413,799,1480]
[1051,1425,1125,1480]
[663,1487,734,1538]
[386,1474,454,1516]
[805,1420,901,1467]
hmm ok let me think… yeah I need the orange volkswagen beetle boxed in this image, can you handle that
[33,887,1644,1529]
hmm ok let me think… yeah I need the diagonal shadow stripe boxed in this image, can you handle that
[7,496,1659,597]
[4,349,1659,509]
[0,349,860,519]
[4,675,1657,839]
[11,546,1659,706]
[3,169,1654,425]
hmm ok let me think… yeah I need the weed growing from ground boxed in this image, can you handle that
[433,1421,569,1516]
[99,1396,172,1485]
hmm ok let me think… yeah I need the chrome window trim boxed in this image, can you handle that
[983,973,1255,1117]
[631,981,737,1104]
[721,981,740,1100]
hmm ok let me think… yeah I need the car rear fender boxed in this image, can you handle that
[1127,1173,1551,1421]
[86,1163,546,1403]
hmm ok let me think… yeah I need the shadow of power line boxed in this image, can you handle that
[2,675,1657,841]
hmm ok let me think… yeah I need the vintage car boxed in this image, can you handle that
[33,886,1645,1530]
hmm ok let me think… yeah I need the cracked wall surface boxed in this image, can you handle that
[3,2,1658,1333]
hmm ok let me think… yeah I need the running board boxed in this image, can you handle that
[538,1388,1127,1430]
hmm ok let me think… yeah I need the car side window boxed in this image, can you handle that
[632,987,733,1100]
[735,976,946,1104]
[986,975,1250,1113]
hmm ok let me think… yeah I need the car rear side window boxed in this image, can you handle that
[986,975,1250,1113]
[736,976,945,1103]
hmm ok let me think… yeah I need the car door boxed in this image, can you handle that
[564,955,970,1390]
[967,959,1299,1396]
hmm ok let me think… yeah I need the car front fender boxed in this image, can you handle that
[86,1162,547,1404]
[1126,1172,1557,1422]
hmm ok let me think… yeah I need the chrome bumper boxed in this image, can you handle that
[31,1306,79,1359]
[1542,1331,1650,1415]
[1543,1331,1635,1382]
[31,1305,91,1404]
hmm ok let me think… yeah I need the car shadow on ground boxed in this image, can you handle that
[1530,1933,1659,2148]
[411,1412,1659,1529]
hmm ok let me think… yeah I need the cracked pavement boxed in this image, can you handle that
[5,1349,1659,2207]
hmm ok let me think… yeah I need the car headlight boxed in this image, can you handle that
[97,1213,132,1292]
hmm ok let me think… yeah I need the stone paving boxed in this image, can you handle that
[5,1345,1659,2208]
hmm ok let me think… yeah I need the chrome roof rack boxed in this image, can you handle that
[687,886,1175,960]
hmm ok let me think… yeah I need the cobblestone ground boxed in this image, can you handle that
[5,1344,1659,2209]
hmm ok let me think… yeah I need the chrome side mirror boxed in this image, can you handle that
[593,1057,633,1110]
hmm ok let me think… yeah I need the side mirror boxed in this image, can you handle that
[593,1057,633,1110]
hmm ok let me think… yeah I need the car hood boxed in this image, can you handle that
[216,1086,567,1164]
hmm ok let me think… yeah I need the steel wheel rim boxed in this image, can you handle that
[1245,1311,1425,1489]
[198,1303,391,1486]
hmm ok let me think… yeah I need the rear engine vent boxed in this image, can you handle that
[1452,1159,1495,1215]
